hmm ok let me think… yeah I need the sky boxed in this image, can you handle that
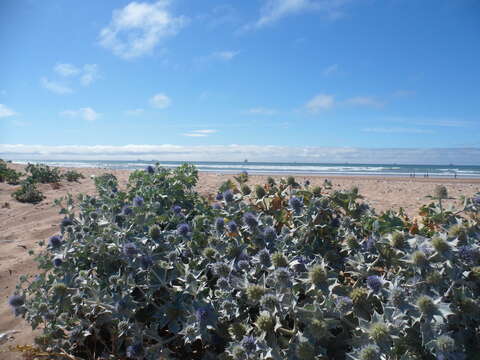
[0,0,479,164]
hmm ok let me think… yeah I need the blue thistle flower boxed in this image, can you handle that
[258,249,271,267]
[336,296,353,314]
[177,223,190,237]
[49,235,62,247]
[126,343,144,359]
[171,205,182,214]
[140,255,153,269]
[227,220,238,233]
[473,195,480,205]
[8,295,24,308]
[215,192,224,201]
[289,196,304,213]
[112,187,118,193]
[263,226,277,243]
[123,242,138,257]
[363,237,376,252]
[243,212,258,230]
[217,277,230,290]
[61,217,73,227]
[241,335,257,354]
[212,203,222,210]
[146,165,155,174]
[274,267,291,287]
[223,189,234,203]
[132,196,144,207]
[367,275,382,293]
[237,260,250,271]
[122,205,133,216]
[53,257,63,267]
[458,246,479,264]
[215,217,225,232]
[213,262,231,277]
[195,306,210,324]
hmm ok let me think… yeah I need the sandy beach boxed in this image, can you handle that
[1,164,479,358]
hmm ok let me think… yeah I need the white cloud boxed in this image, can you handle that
[182,129,217,137]
[387,116,475,128]
[150,93,171,109]
[41,77,73,95]
[345,96,384,108]
[99,0,187,59]
[247,107,277,115]
[322,63,339,76]
[305,94,335,113]
[80,64,99,86]
[362,127,433,134]
[125,108,145,116]
[0,104,16,118]
[2,144,479,165]
[251,0,351,28]
[54,63,80,77]
[392,89,416,97]
[211,50,240,61]
[61,107,100,122]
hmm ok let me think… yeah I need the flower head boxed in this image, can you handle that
[61,217,73,227]
[223,189,234,203]
[215,217,225,232]
[126,343,144,359]
[243,212,258,230]
[258,249,271,267]
[8,295,24,308]
[366,275,382,293]
[289,196,304,213]
[140,255,153,269]
[122,205,133,216]
[171,205,182,214]
[212,203,222,210]
[336,296,353,314]
[123,242,138,257]
[177,223,190,237]
[132,196,144,207]
[53,257,63,267]
[241,335,257,354]
[49,235,62,248]
[216,277,230,290]
[215,192,224,201]
[227,220,238,233]
[263,226,276,243]
[146,165,155,174]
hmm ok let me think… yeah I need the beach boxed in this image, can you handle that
[1,164,480,358]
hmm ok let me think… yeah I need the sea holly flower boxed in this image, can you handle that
[132,196,144,207]
[258,249,271,267]
[215,192,223,201]
[48,235,62,248]
[212,203,222,210]
[126,343,144,359]
[123,242,138,257]
[61,217,73,227]
[241,335,257,354]
[177,223,190,237]
[243,212,258,230]
[366,275,383,293]
[171,205,182,214]
[122,205,133,216]
[289,196,303,214]
[215,217,224,232]
[53,257,63,267]
[146,165,155,174]
[262,226,276,242]
[223,189,234,203]
[227,220,238,233]
[8,295,24,308]
[140,255,153,269]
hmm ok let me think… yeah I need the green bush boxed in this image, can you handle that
[9,165,480,359]
[0,159,23,184]
[12,180,44,203]
[63,170,85,182]
[25,163,61,183]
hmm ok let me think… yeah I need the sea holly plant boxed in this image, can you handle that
[9,165,480,359]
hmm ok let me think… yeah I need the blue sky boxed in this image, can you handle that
[0,0,479,163]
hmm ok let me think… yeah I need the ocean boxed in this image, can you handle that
[11,160,480,178]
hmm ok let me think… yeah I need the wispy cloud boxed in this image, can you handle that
[362,127,433,134]
[150,93,171,109]
[211,50,240,61]
[345,96,384,108]
[392,89,416,98]
[182,129,217,137]
[41,77,73,95]
[322,63,339,76]
[247,107,278,115]
[387,116,476,128]
[99,0,187,59]
[2,144,479,165]
[54,63,80,77]
[0,104,16,118]
[305,93,335,113]
[125,108,145,116]
[60,107,100,122]
[247,0,351,29]
[80,64,99,86]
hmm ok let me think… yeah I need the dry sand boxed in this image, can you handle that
[1,164,479,358]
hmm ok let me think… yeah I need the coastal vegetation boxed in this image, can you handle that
[7,163,480,359]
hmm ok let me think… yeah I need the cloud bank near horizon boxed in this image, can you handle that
[1,144,480,165]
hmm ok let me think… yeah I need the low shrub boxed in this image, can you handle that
[12,180,44,203]
[63,170,85,182]
[9,164,480,359]
[0,159,23,184]
[25,163,61,184]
